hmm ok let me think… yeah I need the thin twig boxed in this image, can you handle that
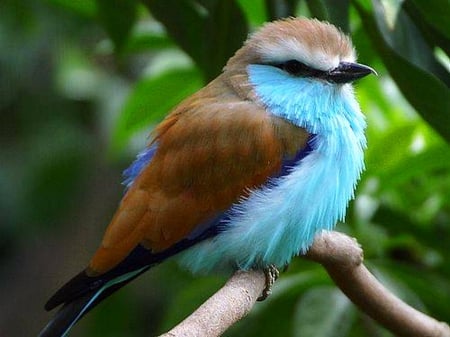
[159,231,450,337]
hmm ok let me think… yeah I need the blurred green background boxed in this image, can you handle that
[0,0,449,336]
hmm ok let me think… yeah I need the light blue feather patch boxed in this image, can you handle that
[178,64,366,273]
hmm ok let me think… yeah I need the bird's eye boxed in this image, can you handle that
[274,60,324,78]
[282,60,309,75]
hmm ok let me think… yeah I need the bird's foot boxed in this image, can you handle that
[257,264,279,301]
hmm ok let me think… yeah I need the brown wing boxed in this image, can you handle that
[89,80,309,274]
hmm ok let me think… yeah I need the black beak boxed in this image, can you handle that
[326,62,377,84]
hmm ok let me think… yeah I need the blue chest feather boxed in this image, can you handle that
[123,65,366,273]
[178,64,366,272]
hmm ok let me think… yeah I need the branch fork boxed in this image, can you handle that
[160,231,450,337]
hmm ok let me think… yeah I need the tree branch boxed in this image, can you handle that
[159,270,265,337]
[306,231,450,337]
[159,231,450,337]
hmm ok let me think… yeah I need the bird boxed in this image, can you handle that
[39,17,376,337]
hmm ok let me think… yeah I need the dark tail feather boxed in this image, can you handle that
[39,230,221,337]
[39,267,149,337]
[38,291,95,337]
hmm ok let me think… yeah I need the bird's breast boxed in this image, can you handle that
[177,66,367,273]
[179,121,365,273]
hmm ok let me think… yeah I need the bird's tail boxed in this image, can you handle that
[39,233,219,337]
[38,267,148,337]
[38,291,96,337]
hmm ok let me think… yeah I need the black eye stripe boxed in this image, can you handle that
[272,60,326,78]
[282,60,309,75]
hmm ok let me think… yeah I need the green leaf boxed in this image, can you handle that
[143,0,205,69]
[323,0,350,32]
[305,0,327,20]
[201,0,249,81]
[353,0,450,143]
[111,67,203,153]
[96,0,138,53]
[373,205,449,256]
[237,0,268,25]
[123,32,173,54]
[409,0,450,40]
[306,0,350,32]
[293,286,355,337]
[376,144,450,189]
[47,0,97,18]
[402,1,450,55]
[265,0,299,20]
[143,0,248,81]
[371,0,449,84]
[365,123,417,176]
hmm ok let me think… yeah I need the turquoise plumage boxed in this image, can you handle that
[39,17,375,337]
[179,65,366,272]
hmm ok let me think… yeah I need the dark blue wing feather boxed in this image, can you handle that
[277,135,314,177]
[122,143,158,188]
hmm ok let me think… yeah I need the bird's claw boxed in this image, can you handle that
[257,264,279,301]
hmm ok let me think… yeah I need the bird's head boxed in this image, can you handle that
[224,17,376,98]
